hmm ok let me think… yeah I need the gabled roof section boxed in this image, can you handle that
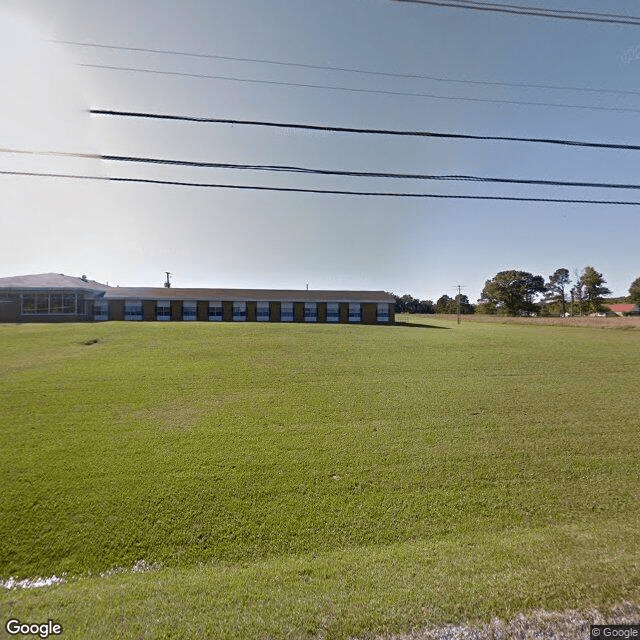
[0,273,110,291]
[605,303,639,313]
[104,287,395,303]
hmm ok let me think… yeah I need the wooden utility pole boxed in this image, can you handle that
[456,285,465,325]
[570,289,574,317]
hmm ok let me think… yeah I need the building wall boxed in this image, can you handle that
[110,300,124,321]
[362,303,376,324]
[0,292,93,323]
[142,300,155,321]
[96,298,394,324]
[0,300,21,322]
[170,300,181,321]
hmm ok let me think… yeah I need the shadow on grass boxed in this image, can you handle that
[394,321,451,329]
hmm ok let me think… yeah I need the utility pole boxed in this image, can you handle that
[456,285,465,325]
[570,289,574,317]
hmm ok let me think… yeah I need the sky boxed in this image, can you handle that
[1,0,639,303]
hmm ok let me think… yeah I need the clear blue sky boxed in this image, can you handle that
[1,0,639,302]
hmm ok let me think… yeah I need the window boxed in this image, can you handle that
[377,303,390,323]
[124,300,142,321]
[156,300,171,321]
[94,300,109,321]
[256,301,270,321]
[326,302,339,323]
[280,302,294,322]
[208,301,223,321]
[21,292,78,315]
[183,301,197,321]
[233,301,247,321]
[304,302,317,322]
[348,303,361,323]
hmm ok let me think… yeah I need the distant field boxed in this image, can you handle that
[419,312,640,328]
[1,318,639,639]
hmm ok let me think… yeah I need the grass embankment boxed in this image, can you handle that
[1,318,639,639]
[425,313,640,328]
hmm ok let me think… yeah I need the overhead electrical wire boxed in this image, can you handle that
[391,0,640,26]
[81,65,640,115]
[451,0,637,20]
[55,40,640,98]
[3,147,640,190]
[2,170,640,204]
[89,110,640,151]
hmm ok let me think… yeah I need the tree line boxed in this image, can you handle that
[395,270,640,317]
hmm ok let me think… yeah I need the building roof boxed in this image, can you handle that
[0,274,395,303]
[605,303,639,313]
[0,273,110,292]
[103,287,395,303]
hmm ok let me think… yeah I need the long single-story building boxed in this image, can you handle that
[604,303,640,317]
[0,273,396,324]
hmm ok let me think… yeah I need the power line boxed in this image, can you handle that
[4,147,640,190]
[391,0,640,26]
[55,39,640,98]
[2,170,640,204]
[89,110,640,151]
[81,64,640,115]
[452,0,639,20]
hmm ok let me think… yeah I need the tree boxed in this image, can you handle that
[478,270,546,316]
[455,294,475,314]
[545,268,570,316]
[630,277,640,306]
[578,266,611,314]
[571,271,585,316]
[435,294,455,314]
[394,294,434,314]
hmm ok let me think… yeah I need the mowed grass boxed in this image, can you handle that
[1,317,639,639]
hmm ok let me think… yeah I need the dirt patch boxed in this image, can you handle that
[369,602,640,640]
[133,406,199,431]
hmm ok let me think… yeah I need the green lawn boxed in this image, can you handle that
[1,318,639,639]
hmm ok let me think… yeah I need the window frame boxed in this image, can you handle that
[256,301,270,321]
[208,301,223,321]
[182,300,198,321]
[156,300,171,321]
[304,302,317,322]
[21,292,79,315]
[94,300,109,321]
[232,301,247,322]
[124,300,143,321]
[377,303,390,323]
[326,302,340,323]
[280,302,294,322]
[348,302,362,323]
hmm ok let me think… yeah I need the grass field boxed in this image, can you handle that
[1,317,639,639]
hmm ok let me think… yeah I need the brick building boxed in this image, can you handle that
[0,274,395,325]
